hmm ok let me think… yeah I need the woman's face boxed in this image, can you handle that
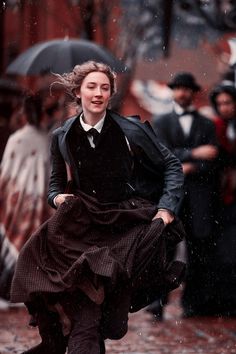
[76,71,111,117]
[215,92,236,120]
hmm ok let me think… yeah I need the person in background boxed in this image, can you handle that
[151,72,219,318]
[0,103,12,162]
[0,93,52,302]
[0,79,25,162]
[207,84,236,316]
[11,61,186,354]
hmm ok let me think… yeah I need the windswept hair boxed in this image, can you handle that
[52,61,117,106]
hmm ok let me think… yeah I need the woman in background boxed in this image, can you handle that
[0,93,52,301]
[208,84,236,316]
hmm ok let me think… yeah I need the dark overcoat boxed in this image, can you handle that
[153,110,218,239]
[48,110,184,214]
[153,110,219,316]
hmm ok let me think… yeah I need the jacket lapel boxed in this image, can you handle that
[58,115,78,163]
[170,112,186,143]
[186,113,198,144]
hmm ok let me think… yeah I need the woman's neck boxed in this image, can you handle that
[82,111,106,126]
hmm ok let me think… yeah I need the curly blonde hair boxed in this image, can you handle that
[53,61,117,106]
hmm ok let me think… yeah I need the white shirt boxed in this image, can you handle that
[80,113,106,148]
[226,121,236,142]
[174,103,195,137]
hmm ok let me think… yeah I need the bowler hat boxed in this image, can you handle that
[168,72,201,91]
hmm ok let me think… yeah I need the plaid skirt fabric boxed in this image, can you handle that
[11,192,185,310]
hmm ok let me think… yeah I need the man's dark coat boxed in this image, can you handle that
[48,110,184,214]
[153,110,218,239]
[152,109,220,315]
[153,111,218,174]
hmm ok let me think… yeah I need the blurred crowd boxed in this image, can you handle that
[0,80,77,303]
[0,68,236,322]
[149,69,236,320]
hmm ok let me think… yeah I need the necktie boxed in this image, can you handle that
[87,128,100,146]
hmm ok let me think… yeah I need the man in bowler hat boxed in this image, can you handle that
[151,72,219,318]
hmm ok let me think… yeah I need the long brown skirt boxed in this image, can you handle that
[11,192,185,312]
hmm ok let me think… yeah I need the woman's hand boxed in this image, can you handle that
[152,209,174,225]
[54,193,75,207]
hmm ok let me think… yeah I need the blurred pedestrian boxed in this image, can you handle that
[0,103,12,162]
[207,84,236,316]
[151,72,219,318]
[11,61,186,354]
[0,93,52,301]
[0,78,24,161]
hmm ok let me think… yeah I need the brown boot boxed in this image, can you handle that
[22,309,67,354]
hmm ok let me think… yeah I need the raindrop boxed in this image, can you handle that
[3,2,6,10]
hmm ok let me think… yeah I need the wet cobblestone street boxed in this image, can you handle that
[1,289,236,354]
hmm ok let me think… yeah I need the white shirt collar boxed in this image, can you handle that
[80,112,106,133]
[79,111,132,151]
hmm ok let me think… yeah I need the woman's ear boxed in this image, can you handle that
[75,88,80,99]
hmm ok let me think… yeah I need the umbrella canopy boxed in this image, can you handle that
[6,38,127,75]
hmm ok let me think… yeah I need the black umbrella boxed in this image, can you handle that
[6,38,127,75]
